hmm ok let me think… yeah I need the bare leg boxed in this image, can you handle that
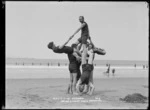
[70,73,73,94]
[81,44,87,65]
[80,44,87,94]
[86,84,91,94]
[76,43,87,95]
[76,79,82,94]
[82,84,88,93]
[87,82,95,95]
[86,70,94,94]
[67,84,70,94]
[90,70,93,84]
[72,73,77,94]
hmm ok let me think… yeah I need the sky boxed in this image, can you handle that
[6,2,149,61]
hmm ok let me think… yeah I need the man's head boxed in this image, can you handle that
[47,42,55,49]
[88,43,94,50]
[71,43,77,49]
[71,43,79,53]
[79,84,84,92]
[86,41,93,50]
[79,16,84,23]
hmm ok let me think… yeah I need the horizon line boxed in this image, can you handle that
[6,57,148,62]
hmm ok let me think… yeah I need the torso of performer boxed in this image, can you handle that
[81,22,89,37]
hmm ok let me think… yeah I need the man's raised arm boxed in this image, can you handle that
[70,23,86,40]
[58,37,71,49]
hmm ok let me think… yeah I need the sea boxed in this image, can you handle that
[6,58,148,67]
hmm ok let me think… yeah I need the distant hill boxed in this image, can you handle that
[6,57,148,66]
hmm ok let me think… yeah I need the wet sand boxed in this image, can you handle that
[5,68,148,109]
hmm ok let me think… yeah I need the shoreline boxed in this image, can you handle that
[6,77,148,80]
[6,65,147,69]
[6,66,148,79]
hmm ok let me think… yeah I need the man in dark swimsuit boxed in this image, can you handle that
[48,41,82,94]
[67,44,82,94]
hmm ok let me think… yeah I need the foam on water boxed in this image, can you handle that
[6,65,148,79]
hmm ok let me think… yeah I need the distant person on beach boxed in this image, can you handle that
[108,64,110,72]
[146,65,148,69]
[112,68,115,76]
[134,64,136,68]
[103,64,110,77]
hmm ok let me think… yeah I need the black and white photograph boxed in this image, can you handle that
[5,1,149,109]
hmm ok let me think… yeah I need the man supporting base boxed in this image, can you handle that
[48,41,82,94]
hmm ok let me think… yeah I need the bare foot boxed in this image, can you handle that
[66,91,70,94]
[87,92,92,95]
[78,93,83,96]
[86,91,90,95]
[73,92,79,95]
[82,89,88,93]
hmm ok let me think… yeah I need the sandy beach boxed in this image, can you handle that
[6,67,149,109]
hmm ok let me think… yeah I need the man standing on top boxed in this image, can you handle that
[69,16,90,68]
